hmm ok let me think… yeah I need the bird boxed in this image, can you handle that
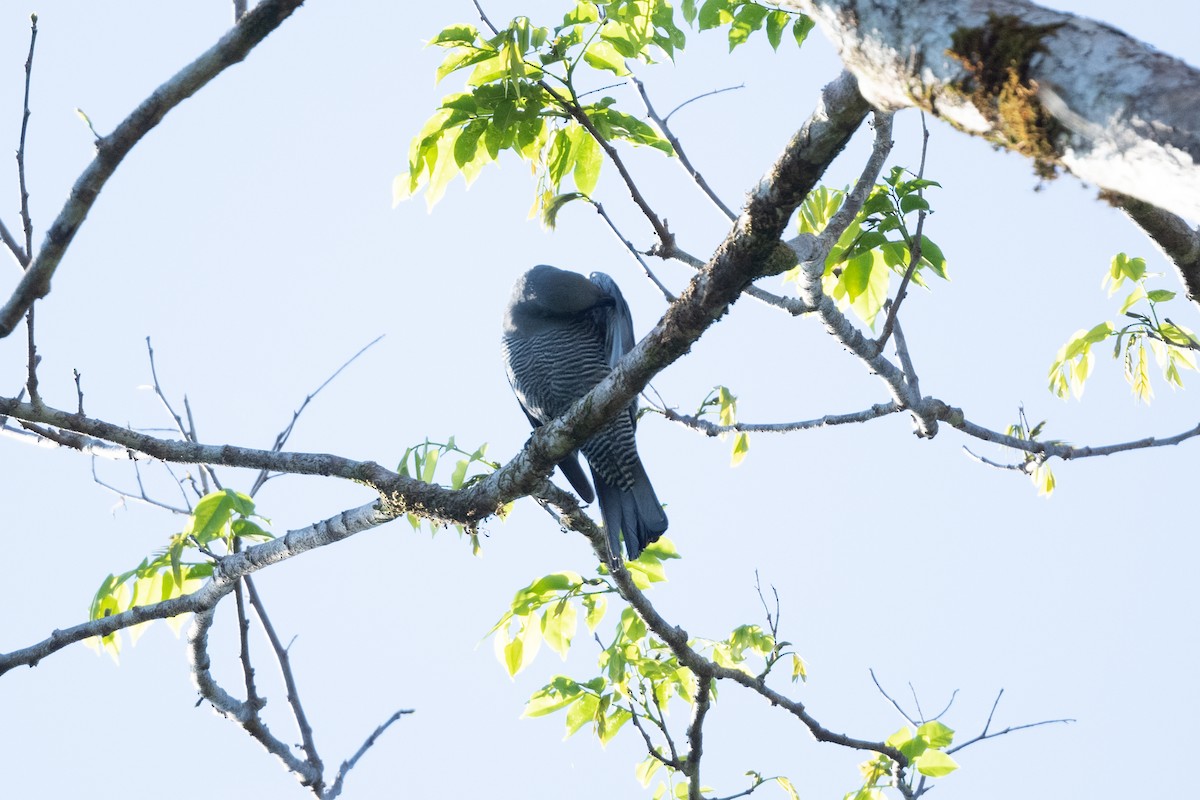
[501,265,668,561]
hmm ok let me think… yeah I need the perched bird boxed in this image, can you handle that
[501,265,668,561]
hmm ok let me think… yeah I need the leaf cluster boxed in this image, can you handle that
[848,722,958,800]
[1048,253,1198,403]
[87,489,271,660]
[394,1,813,223]
[788,166,948,327]
[397,436,501,549]
[490,538,814,798]
[695,384,750,465]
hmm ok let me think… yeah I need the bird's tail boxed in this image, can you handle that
[593,462,668,561]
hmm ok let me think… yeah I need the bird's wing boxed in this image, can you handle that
[589,272,636,369]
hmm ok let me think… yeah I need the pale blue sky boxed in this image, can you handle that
[1,2,1196,798]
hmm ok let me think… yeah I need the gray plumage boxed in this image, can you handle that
[502,264,668,560]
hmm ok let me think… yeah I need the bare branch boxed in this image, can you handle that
[324,709,414,800]
[685,676,713,800]
[189,601,321,787]
[17,14,37,260]
[870,669,917,726]
[660,400,901,436]
[0,0,307,339]
[936,405,1200,462]
[946,689,1074,756]
[90,457,190,514]
[629,75,738,221]
[245,576,324,780]
[664,84,746,125]
[250,335,384,496]
[591,200,676,303]
[0,217,27,267]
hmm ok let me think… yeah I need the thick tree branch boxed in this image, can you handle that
[0,0,306,339]
[492,72,870,505]
[786,0,1200,221]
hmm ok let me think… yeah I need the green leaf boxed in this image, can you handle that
[728,4,768,51]
[563,1,600,26]
[730,431,749,467]
[570,126,602,194]
[453,118,488,167]
[524,676,583,717]
[598,706,631,745]
[541,601,578,658]
[681,0,698,25]
[1147,289,1176,304]
[583,592,608,632]
[774,776,800,800]
[900,193,930,213]
[564,692,600,737]
[697,0,731,31]
[914,749,959,777]
[765,10,789,50]
[1119,283,1147,315]
[790,653,807,683]
[918,235,948,279]
[583,40,630,75]
[917,720,955,748]
[436,47,498,83]
[792,14,815,47]
[636,753,663,787]
[430,24,478,46]
[187,490,242,543]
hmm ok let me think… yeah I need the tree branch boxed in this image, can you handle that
[788,0,1200,221]
[0,501,389,675]
[0,0,307,339]
[324,709,414,800]
[1112,194,1200,307]
[629,74,738,221]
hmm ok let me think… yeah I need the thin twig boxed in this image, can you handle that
[660,400,901,436]
[962,446,1028,471]
[876,112,931,354]
[325,709,415,800]
[90,457,190,514]
[471,0,679,254]
[233,578,264,717]
[250,335,384,496]
[946,689,1074,755]
[630,75,738,221]
[18,14,38,260]
[891,314,920,397]
[245,576,324,780]
[25,309,39,404]
[0,0,308,339]
[664,84,746,124]
[73,369,84,414]
[870,669,917,726]
[0,218,27,267]
[591,200,676,302]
